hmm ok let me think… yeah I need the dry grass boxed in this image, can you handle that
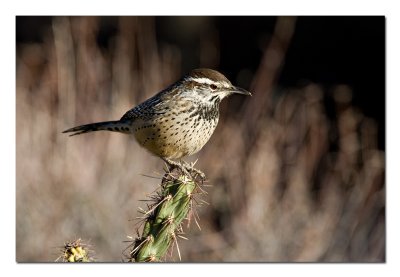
[16,16,384,262]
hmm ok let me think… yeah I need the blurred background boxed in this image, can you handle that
[16,16,385,262]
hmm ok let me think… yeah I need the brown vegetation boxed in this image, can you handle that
[16,16,384,262]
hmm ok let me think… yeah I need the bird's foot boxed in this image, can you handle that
[162,158,206,181]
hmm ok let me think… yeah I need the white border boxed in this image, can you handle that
[3,1,398,276]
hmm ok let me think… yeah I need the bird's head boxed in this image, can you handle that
[180,68,252,105]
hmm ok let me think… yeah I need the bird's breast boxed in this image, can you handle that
[132,110,219,159]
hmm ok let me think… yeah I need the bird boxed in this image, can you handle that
[63,68,251,178]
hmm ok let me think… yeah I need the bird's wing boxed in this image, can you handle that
[120,95,167,122]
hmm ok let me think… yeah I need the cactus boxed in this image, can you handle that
[128,167,206,262]
[57,238,93,262]
[57,167,206,262]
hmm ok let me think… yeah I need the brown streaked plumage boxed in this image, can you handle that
[63,68,251,167]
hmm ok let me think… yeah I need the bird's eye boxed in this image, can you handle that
[210,84,217,90]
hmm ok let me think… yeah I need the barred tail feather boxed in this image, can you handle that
[63,120,131,136]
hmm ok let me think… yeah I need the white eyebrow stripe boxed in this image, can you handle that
[187,77,231,88]
[188,77,218,85]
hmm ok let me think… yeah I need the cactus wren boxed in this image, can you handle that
[63,68,251,176]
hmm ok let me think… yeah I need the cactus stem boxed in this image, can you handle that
[128,167,207,262]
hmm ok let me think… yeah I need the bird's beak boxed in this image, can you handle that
[231,86,252,96]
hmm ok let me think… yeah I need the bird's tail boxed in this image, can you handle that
[63,120,132,136]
